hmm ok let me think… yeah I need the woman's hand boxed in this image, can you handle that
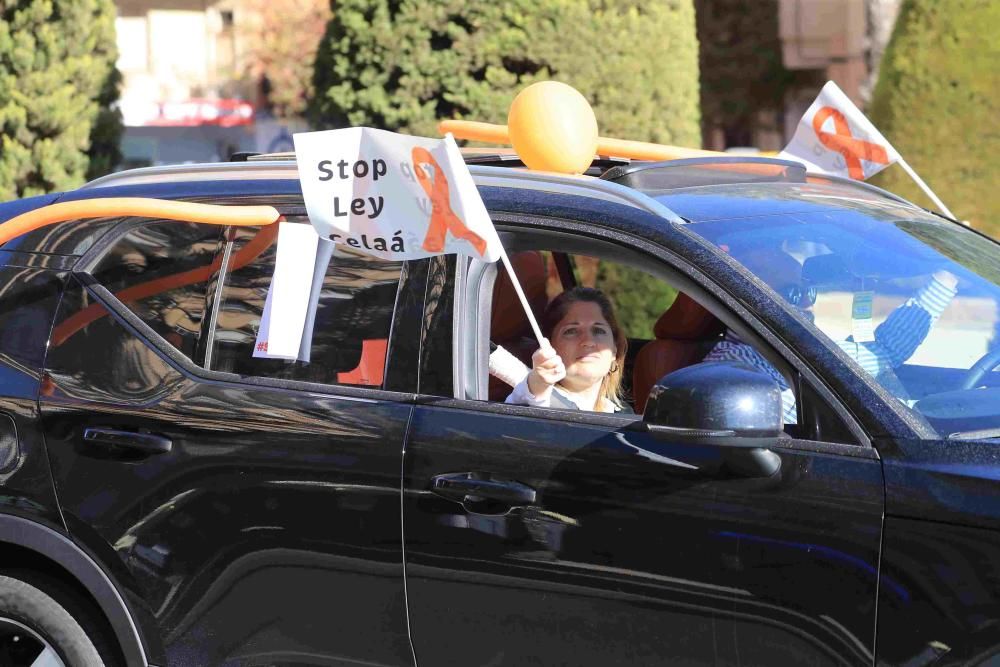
[527,341,566,397]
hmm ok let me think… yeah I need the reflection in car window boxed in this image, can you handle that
[690,210,1000,435]
[90,221,225,362]
[209,223,403,388]
[481,247,853,441]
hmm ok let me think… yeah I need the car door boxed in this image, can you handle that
[39,217,420,666]
[401,221,885,666]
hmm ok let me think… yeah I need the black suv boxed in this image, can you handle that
[0,155,998,666]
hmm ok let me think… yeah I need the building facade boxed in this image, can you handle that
[113,0,300,167]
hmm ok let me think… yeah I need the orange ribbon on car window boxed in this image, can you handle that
[812,107,889,180]
[411,147,488,257]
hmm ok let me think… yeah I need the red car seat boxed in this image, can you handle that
[632,292,725,413]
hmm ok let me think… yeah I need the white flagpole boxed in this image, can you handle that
[896,158,957,220]
[495,245,547,350]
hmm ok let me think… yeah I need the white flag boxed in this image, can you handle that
[253,221,324,360]
[293,127,502,262]
[778,81,900,181]
[254,128,505,362]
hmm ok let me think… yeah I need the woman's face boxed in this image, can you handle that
[550,301,616,391]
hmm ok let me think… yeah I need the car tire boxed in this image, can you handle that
[0,573,108,666]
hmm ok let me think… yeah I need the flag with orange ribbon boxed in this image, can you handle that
[778,81,900,181]
[293,127,502,262]
[253,128,504,360]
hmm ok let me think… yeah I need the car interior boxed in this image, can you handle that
[485,247,730,414]
[467,233,863,446]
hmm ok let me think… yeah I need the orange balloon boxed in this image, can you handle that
[507,81,598,174]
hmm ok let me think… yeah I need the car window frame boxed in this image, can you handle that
[419,213,872,452]
[70,213,423,403]
[80,215,228,367]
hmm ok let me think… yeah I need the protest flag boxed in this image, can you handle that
[779,81,955,219]
[254,128,546,360]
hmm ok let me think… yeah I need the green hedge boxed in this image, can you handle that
[694,0,792,144]
[869,0,999,237]
[597,262,677,339]
[309,0,701,146]
[0,0,122,200]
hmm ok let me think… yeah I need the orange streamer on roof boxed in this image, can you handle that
[439,117,725,166]
[0,197,282,246]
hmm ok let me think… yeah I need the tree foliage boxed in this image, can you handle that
[309,0,701,146]
[241,0,331,119]
[0,0,122,199]
[694,0,793,145]
[869,0,1000,236]
[597,262,677,339]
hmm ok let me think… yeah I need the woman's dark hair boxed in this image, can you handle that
[542,287,628,408]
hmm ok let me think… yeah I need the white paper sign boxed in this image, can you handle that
[851,290,876,343]
[295,237,336,363]
[253,221,321,359]
[778,81,901,181]
[293,127,501,262]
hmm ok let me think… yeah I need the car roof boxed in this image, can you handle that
[68,160,685,223]
[0,153,929,238]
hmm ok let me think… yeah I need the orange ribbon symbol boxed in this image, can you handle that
[412,147,488,257]
[812,106,889,180]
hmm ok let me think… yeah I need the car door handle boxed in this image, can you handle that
[431,473,537,505]
[83,428,172,457]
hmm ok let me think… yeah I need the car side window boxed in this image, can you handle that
[488,250,705,413]
[482,246,859,444]
[207,223,404,388]
[89,220,226,363]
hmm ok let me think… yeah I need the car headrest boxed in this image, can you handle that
[653,292,725,341]
[737,248,802,287]
[491,251,549,342]
[801,253,854,286]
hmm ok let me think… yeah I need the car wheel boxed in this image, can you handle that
[0,574,107,666]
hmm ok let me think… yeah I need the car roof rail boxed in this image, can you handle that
[245,148,631,175]
[598,155,919,208]
[600,157,807,190]
[80,160,301,189]
[798,171,918,207]
[78,162,684,223]
[467,165,684,223]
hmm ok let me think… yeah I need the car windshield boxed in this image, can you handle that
[687,204,1000,439]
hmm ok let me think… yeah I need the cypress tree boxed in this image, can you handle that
[869,0,999,235]
[0,0,122,200]
[309,0,701,146]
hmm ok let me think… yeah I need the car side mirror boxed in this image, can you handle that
[643,361,784,476]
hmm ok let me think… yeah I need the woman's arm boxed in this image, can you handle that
[868,270,958,367]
